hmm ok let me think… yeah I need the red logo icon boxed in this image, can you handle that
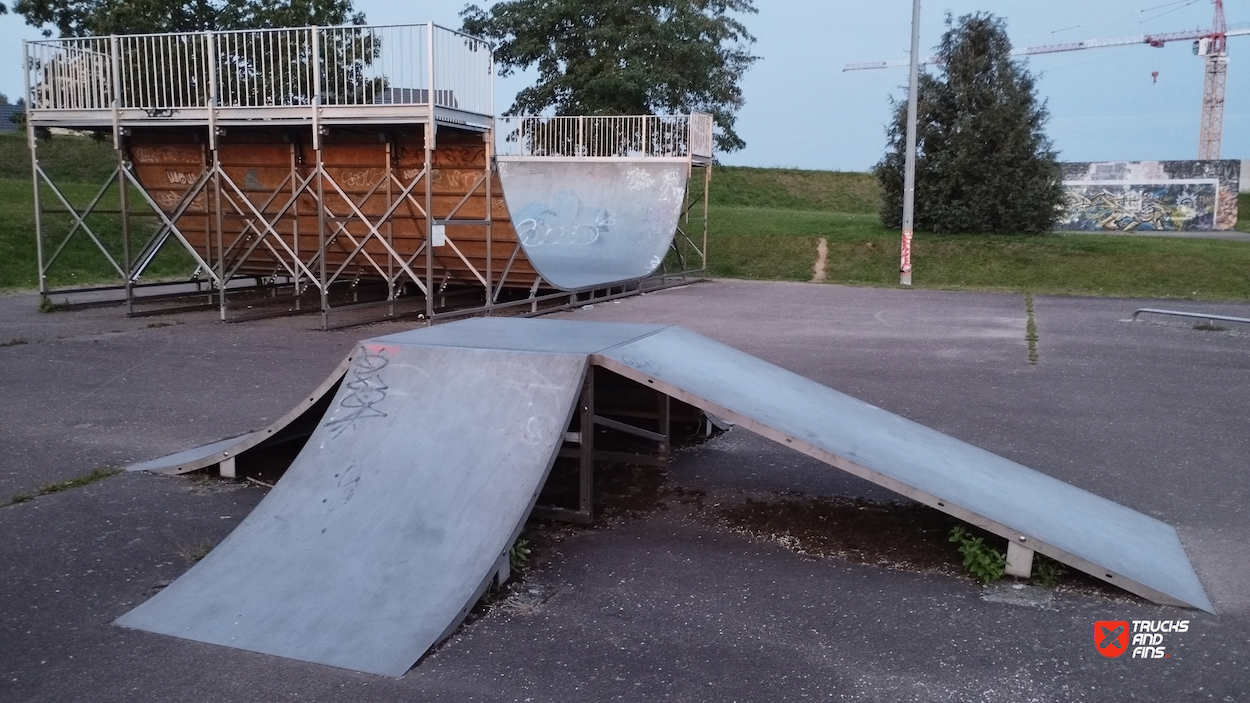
[1096,620,1130,658]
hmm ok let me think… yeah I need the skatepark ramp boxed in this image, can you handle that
[23,23,714,325]
[119,318,1213,676]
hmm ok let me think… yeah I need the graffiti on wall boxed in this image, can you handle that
[1060,181,1217,231]
[1058,160,1241,232]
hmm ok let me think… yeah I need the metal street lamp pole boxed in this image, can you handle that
[900,0,921,286]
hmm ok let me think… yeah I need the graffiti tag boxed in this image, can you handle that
[515,191,614,246]
[165,170,201,185]
[324,352,390,438]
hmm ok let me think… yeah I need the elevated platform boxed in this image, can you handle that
[23,25,714,326]
[24,24,494,132]
[120,318,1212,677]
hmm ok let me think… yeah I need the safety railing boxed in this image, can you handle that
[24,23,492,118]
[1131,308,1250,327]
[496,113,715,159]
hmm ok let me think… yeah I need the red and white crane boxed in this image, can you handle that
[845,0,1250,159]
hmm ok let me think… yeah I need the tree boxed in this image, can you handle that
[461,0,758,152]
[13,0,362,38]
[875,12,1064,234]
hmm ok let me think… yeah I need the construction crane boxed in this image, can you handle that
[845,0,1250,159]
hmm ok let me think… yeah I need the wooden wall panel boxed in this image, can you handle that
[127,126,531,290]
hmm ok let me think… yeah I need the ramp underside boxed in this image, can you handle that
[497,158,689,290]
[117,341,587,676]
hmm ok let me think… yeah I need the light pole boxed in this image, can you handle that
[900,0,921,286]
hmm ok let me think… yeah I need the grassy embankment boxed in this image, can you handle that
[1,131,1248,300]
[0,132,191,292]
[696,166,1250,301]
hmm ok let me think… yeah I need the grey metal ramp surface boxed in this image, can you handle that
[595,326,1214,612]
[117,340,588,676]
[124,434,252,474]
[497,158,689,289]
[122,354,353,475]
[371,316,666,354]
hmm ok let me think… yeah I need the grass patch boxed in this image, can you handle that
[5,467,122,507]
[704,166,879,214]
[0,132,195,291]
[0,131,119,183]
[0,177,193,292]
[706,205,1250,300]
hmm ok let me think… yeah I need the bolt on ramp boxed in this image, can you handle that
[118,318,1212,677]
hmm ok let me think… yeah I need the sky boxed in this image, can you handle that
[1,1,1246,171]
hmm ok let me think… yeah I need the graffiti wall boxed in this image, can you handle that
[1058,160,1241,232]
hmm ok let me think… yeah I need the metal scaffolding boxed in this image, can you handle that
[24,24,713,327]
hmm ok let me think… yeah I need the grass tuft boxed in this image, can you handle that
[36,468,123,496]
[1024,294,1039,365]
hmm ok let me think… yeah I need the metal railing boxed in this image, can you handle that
[1131,308,1250,327]
[496,113,714,159]
[24,23,492,117]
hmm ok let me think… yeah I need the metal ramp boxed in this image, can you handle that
[119,318,1213,678]
[497,158,691,289]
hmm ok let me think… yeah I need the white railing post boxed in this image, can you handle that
[205,30,218,150]
[310,26,321,150]
[110,35,121,149]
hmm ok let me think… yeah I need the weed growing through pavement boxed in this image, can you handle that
[4,468,122,507]
[1024,293,1039,364]
[509,538,532,573]
[178,541,215,563]
[949,525,1006,583]
[38,297,71,313]
[1032,554,1067,588]
[37,468,122,495]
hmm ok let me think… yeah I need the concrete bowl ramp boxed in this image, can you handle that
[497,158,690,289]
[119,318,1212,677]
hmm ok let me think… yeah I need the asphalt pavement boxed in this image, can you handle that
[1,280,1247,702]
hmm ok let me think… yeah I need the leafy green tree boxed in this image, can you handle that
[461,0,758,152]
[875,12,1064,234]
[13,0,362,38]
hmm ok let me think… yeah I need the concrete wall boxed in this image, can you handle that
[1242,160,1249,193]
[1058,160,1241,232]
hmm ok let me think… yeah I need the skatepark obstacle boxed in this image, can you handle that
[120,318,1213,677]
[23,25,713,327]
